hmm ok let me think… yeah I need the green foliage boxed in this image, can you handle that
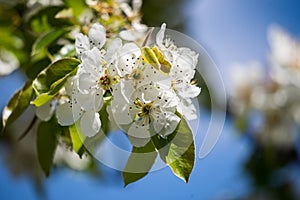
[37,117,60,176]
[69,122,86,154]
[28,6,69,33]
[2,81,34,131]
[32,58,80,106]
[63,0,87,18]
[152,113,195,183]
[123,113,195,185]
[99,101,110,135]
[122,141,157,186]
[32,28,70,55]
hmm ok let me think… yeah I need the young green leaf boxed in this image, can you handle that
[99,101,110,135]
[31,58,80,106]
[37,117,60,176]
[152,113,195,183]
[32,28,69,55]
[2,81,34,131]
[122,141,157,187]
[69,122,86,154]
[63,0,86,18]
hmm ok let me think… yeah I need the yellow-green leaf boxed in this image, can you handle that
[69,122,86,153]
[122,141,157,187]
[152,113,195,183]
[2,81,34,131]
[32,58,80,106]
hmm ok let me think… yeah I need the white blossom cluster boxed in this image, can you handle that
[229,26,300,148]
[52,23,200,147]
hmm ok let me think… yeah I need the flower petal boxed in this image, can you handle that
[35,100,55,121]
[128,123,150,138]
[75,89,103,112]
[78,73,97,94]
[75,33,90,59]
[105,38,122,63]
[177,83,201,99]
[177,100,198,121]
[160,112,180,137]
[88,23,106,49]
[128,135,150,147]
[81,47,103,75]
[110,93,132,125]
[156,23,166,48]
[80,111,101,137]
[151,110,166,133]
[56,102,81,126]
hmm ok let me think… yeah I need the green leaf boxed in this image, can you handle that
[2,81,34,131]
[63,0,86,18]
[152,113,195,183]
[37,117,60,176]
[122,141,157,187]
[28,6,70,33]
[31,58,80,106]
[69,122,86,154]
[32,28,69,55]
[99,102,110,135]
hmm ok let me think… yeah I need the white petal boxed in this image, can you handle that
[75,33,90,59]
[115,43,140,76]
[120,2,133,18]
[128,135,150,147]
[81,48,103,75]
[156,23,166,48]
[119,30,137,41]
[76,90,103,112]
[35,100,55,121]
[160,112,180,137]
[151,111,166,133]
[110,95,132,124]
[177,83,201,99]
[78,73,97,93]
[177,100,198,121]
[80,111,101,137]
[128,123,150,138]
[88,23,106,49]
[157,90,178,108]
[105,38,122,63]
[56,102,81,126]
[121,42,141,58]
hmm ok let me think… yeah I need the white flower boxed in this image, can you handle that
[112,42,171,101]
[155,23,201,120]
[110,82,180,147]
[119,21,148,42]
[36,100,56,121]
[268,26,300,87]
[75,23,106,60]
[56,77,102,137]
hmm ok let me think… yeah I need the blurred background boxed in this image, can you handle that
[1,0,300,199]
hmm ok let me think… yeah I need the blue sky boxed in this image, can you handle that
[1,0,300,199]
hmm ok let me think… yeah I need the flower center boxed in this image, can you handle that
[98,68,120,91]
[141,103,152,115]
[99,75,111,90]
[133,98,153,120]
